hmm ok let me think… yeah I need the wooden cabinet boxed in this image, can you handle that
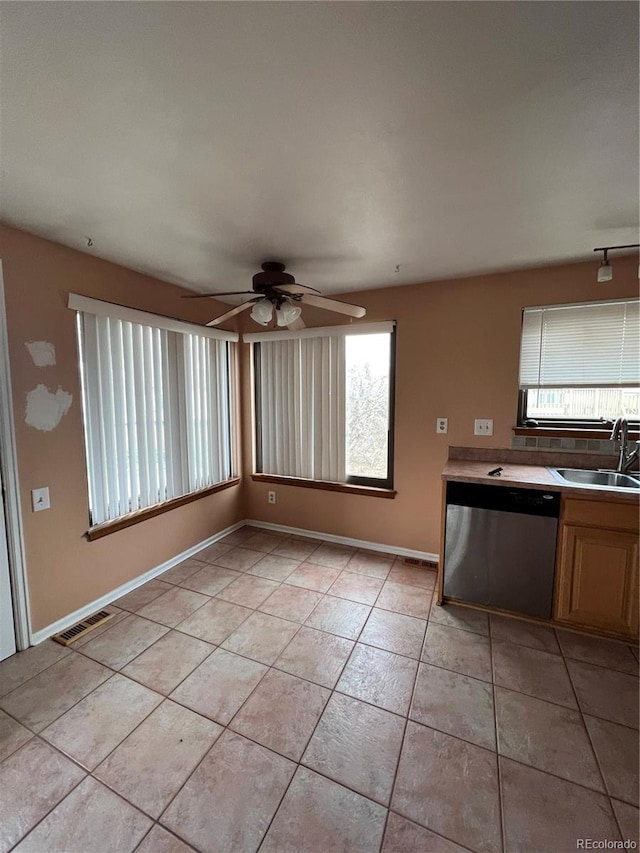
[554,498,639,639]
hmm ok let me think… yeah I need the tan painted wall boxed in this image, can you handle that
[0,226,243,632]
[242,255,639,554]
[1,224,637,632]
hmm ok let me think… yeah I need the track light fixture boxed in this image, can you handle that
[593,244,639,283]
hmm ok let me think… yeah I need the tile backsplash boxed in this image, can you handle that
[511,435,615,454]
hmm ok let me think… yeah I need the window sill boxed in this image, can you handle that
[251,473,397,499]
[513,427,639,440]
[85,477,241,541]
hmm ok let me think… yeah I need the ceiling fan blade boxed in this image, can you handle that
[287,317,306,331]
[182,291,256,299]
[206,300,258,327]
[300,294,366,319]
[273,283,321,295]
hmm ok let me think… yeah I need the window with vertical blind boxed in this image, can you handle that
[69,294,238,526]
[247,322,396,488]
[518,298,640,426]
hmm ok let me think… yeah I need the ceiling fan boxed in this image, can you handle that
[182,261,366,329]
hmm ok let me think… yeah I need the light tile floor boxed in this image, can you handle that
[0,525,638,853]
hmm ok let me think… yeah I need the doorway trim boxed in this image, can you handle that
[0,261,32,649]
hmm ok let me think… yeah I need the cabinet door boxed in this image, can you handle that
[555,524,639,638]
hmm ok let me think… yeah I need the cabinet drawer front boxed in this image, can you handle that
[563,498,639,532]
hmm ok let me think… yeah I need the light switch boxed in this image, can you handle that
[31,487,50,512]
[474,419,494,436]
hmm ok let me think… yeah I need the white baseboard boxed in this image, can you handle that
[244,519,439,563]
[31,518,438,646]
[30,520,247,645]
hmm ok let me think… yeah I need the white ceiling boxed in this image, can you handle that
[1,2,638,299]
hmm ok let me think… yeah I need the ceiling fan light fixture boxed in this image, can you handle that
[250,298,273,325]
[276,299,302,327]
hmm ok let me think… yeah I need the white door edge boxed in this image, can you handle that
[0,464,16,659]
[0,260,32,649]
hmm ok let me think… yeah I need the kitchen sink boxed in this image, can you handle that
[550,468,640,489]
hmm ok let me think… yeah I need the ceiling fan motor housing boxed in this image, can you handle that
[252,261,296,292]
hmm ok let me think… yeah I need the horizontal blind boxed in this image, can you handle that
[77,311,234,526]
[519,299,640,388]
[259,335,346,481]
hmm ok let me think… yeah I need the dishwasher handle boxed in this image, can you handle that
[446,481,560,518]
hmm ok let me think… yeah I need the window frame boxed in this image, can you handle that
[252,324,397,492]
[517,298,640,433]
[71,294,239,533]
[345,325,396,490]
[517,389,640,432]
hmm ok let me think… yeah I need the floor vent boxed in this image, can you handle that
[52,610,115,646]
[402,557,438,570]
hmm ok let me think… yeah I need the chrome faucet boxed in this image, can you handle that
[610,417,639,473]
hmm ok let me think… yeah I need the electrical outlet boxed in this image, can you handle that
[474,419,494,436]
[268,490,276,504]
[31,487,50,512]
[436,417,448,434]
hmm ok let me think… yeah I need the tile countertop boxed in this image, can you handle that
[442,460,640,504]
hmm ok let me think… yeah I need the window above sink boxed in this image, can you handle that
[517,298,639,437]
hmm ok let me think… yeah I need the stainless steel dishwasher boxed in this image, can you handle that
[442,481,560,619]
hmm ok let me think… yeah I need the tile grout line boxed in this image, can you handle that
[383,604,494,852]
[559,631,628,833]
[5,752,89,853]
[2,531,637,849]
[254,576,396,853]
[0,646,74,703]
[9,700,630,853]
[132,821,198,853]
[146,547,369,846]
[380,627,422,853]
[489,614,507,853]
[2,597,637,774]
[156,568,364,850]
[2,620,637,769]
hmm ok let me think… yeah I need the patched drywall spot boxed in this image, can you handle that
[25,341,56,367]
[25,384,72,432]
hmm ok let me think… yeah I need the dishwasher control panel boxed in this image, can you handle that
[446,481,560,517]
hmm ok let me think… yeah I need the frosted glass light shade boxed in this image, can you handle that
[276,300,302,327]
[597,261,613,283]
[250,299,273,325]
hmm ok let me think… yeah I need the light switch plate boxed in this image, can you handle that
[31,487,50,512]
[436,417,448,434]
[474,419,494,436]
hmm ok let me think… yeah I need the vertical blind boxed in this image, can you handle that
[519,298,640,388]
[70,295,237,526]
[258,336,346,481]
[249,322,395,483]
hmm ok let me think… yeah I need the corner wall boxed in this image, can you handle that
[0,226,244,633]
[2,225,636,633]
[241,255,638,555]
